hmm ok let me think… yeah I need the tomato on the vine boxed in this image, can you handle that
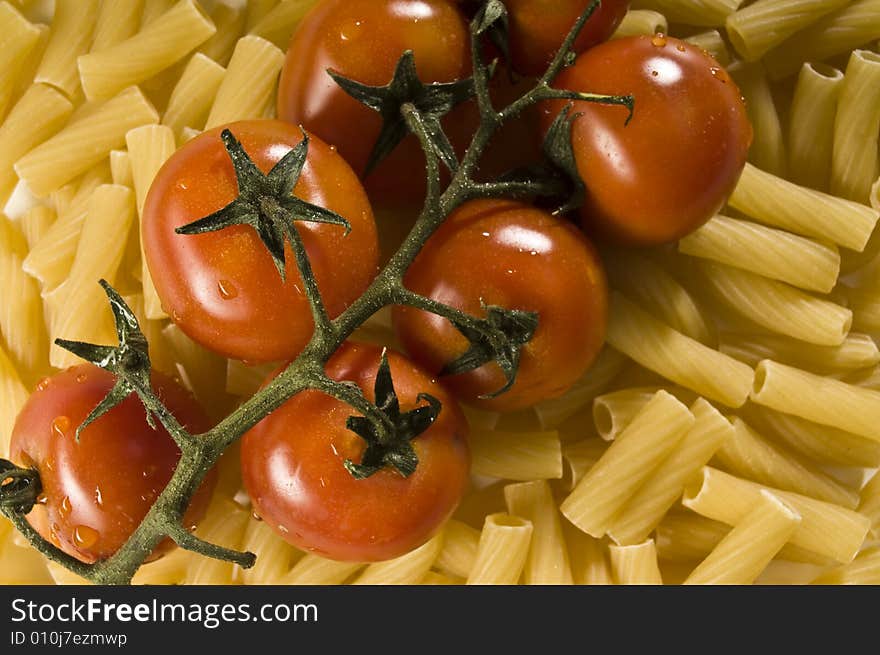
[142,119,379,363]
[541,35,752,245]
[277,0,475,206]
[241,342,470,562]
[506,0,631,76]
[8,365,216,564]
[392,198,608,412]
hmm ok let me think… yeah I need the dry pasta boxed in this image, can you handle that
[466,514,533,585]
[609,540,663,585]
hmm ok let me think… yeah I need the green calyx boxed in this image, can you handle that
[343,351,441,480]
[0,459,42,514]
[175,128,351,281]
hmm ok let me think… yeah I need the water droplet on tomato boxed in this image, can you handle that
[75,373,87,383]
[710,67,730,83]
[677,44,686,52]
[278,524,289,534]
[651,70,659,77]
[94,487,104,507]
[651,34,667,47]
[73,525,99,549]
[60,495,71,516]
[52,416,70,438]
[171,309,182,322]
[252,511,263,522]
[50,523,61,546]
[35,377,50,391]
[217,279,238,300]
[36,493,48,505]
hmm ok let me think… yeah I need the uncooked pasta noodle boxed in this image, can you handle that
[1,0,880,588]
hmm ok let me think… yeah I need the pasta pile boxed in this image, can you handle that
[1,0,880,585]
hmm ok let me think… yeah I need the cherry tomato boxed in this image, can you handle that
[506,0,630,76]
[8,365,216,564]
[392,198,608,412]
[241,342,470,562]
[541,35,752,245]
[142,119,379,362]
[277,0,474,206]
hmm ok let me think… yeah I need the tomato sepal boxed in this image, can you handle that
[342,351,442,479]
[0,459,42,515]
[329,50,478,175]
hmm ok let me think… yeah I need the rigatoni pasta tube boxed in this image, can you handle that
[751,360,880,442]
[727,162,880,251]
[434,519,479,580]
[606,293,754,407]
[205,35,284,129]
[533,347,626,430]
[560,439,607,492]
[725,0,849,62]
[679,215,840,293]
[831,50,880,203]
[161,53,225,140]
[33,0,99,98]
[504,480,572,585]
[714,418,859,508]
[682,466,870,563]
[0,344,28,457]
[608,399,732,546]
[469,428,562,481]
[787,63,843,190]
[564,524,612,585]
[184,500,249,585]
[353,531,444,585]
[14,86,159,197]
[719,331,879,373]
[730,62,786,177]
[763,0,880,80]
[858,472,880,539]
[78,0,216,101]
[631,0,745,27]
[611,10,667,39]
[609,540,663,585]
[561,390,694,538]
[0,83,73,205]
[698,261,851,346]
[811,547,880,585]
[684,491,801,584]
[199,3,245,66]
[0,1,41,121]
[240,519,301,586]
[466,514,532,585]
[90,0,143,52]
[280,554,364,585]
[248,0,319,48]
[684,30,732,66]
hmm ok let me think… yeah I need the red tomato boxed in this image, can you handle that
[142,120,379,362]
[392,198,608,412]
[507,0,630,76]
[8,365,216,564]
[241,342,470,562]
[541,35,752,245]
[277,0,474,206]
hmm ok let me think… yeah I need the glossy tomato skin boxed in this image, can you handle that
[277,0,473,206]
[507,0,630,76]
[9,365,216,564]
[241,342,470,562]
[142,120,379,362]
[392,198,608,412]
[541,35,752,245]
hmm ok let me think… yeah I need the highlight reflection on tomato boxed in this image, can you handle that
[541,35,752,246]
[9,365,216,564]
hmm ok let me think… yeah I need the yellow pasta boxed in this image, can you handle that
[831,50,880,203]
[0,1,42,121]
[161,53,225,140]
[787,63,843,191]
[469,427,562,481]
[612,10,668,39]
[726,0,849,62]
[632,0,744,27]
[564,524,612,585]
[561,390,694,537]
[78,0,216,101]
[20,205,56,251]
[698,261,851,346]
[200,2,246,66]
[466,514,533,585]
[204,35,285,129]
[33,0,99,99]
[15,86,158,197]
[0,343,28,457]
[609,540,663,585]
[728,162,880,251]
[504,480,572,584]
[752,360,880,442]
[353,531,444,585]
[434,519,479,580]
[763,0,880,80]
[608,398,732,545]
[680,215,840,294]
[279,554,365,585]
[240,518,301,585]
[840,284,880,333]
[811,547,880,585]
[248,0,319,49]
[684,30,732,65]
[682,466,870,563]
[90,0,144,52]
[719,331,880,373]
[607,293,755,407]
[857,471,880,538]
[730,62,786,176]
[714,417,859,508]
[184,500,250,585]
[684,491,801,585]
